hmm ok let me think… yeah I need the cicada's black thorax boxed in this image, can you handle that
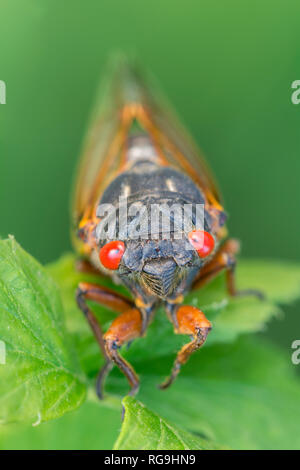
[96,134,214,299]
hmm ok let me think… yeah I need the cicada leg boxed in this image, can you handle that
[192,238,264,299]
[160,305,212,389]
[103,308,143,396]
[75,258,106,276]
[76,282,143,398]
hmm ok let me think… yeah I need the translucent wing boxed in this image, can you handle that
[142,81,223,209]
[72,57,223,238]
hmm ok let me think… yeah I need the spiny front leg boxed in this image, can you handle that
[160,305,212,390]
[103,308,143,396]
[76,282,135,398]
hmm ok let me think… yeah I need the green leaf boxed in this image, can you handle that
[236,259,300,304]
[0,400,121,450]
[46,254,300,449]
[0,238,86,424]
[1,247,300,449]
[114,397,225,450]
[110,337,300,450]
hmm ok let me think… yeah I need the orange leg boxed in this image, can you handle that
[103,308,143,396]
[193,238,264,299]
[160,305,212,389]
[76,282,138,398]
[75,258,105,276]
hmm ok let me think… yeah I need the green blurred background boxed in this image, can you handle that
[1,1,299,349]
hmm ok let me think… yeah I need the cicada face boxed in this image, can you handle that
[72,60,227,304]
[117,235,214,300]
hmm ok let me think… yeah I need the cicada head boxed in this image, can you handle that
[95,223,221,300]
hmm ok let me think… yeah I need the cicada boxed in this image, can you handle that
[72,59,260,397]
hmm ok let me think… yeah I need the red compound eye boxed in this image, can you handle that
[99,241,125,270]
[188,230,215,258]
